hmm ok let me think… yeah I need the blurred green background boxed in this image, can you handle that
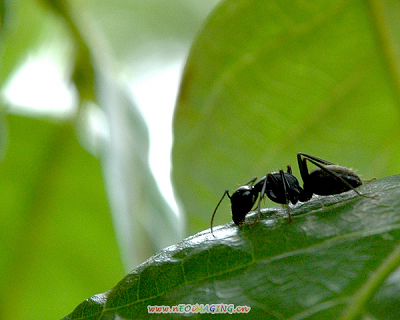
[0,0,218,318]
[1,0,400,319]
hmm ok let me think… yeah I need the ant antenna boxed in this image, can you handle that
[210,190,230,237]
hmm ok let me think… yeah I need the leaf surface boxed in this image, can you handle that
[63,176,400,319]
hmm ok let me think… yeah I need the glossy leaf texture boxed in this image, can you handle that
[63,176,400,319]
[172,0,400,234]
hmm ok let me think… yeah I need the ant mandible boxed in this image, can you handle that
[210,153,372,236]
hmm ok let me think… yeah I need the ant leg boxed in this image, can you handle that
[211,190,230,237]
[254,172,293,224]
[245,177,257,186]
[297,153,335,186]
[297,153,310,185]
[298,153,335,166]
[287,165,292,174]
[280,170,292,222]
[250,177,268,226]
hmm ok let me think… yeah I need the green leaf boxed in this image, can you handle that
[63,176,400,319]
[172,0,400,235]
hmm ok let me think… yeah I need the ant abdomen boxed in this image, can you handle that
[306,165,363,196]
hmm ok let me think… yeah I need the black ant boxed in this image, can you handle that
[210,166,307,234]
[210,153,373,236]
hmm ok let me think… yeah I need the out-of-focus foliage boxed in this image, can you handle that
[0,0,218,319]
[173,0,400,234]
[0,115,124,319]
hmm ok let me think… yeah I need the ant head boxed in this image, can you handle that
[211,181,258,237]
[230,186,256,225]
